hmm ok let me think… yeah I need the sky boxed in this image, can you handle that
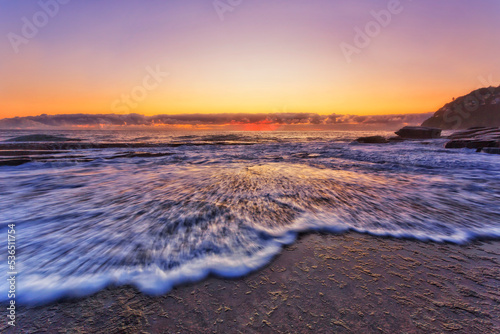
[0,0,499,121]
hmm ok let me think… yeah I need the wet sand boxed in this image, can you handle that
[4,232,500,333]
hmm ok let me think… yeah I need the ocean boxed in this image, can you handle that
[1,130,499,304]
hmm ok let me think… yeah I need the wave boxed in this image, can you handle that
[4,134,81,142]
[1,162,499,304]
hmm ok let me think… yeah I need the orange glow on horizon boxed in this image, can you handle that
[1,1,498,121]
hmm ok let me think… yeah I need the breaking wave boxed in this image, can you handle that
[0,130,499,304]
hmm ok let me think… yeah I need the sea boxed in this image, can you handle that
[1,129,499,304]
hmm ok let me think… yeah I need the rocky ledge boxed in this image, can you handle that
[354,136,389,144]
[444,127,500,153]
[354,126,442,144]
[395,126,442,139]
[354,126,500,155]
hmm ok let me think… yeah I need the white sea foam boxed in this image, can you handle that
[1,131,499,304]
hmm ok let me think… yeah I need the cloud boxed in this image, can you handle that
[0,112,434,130]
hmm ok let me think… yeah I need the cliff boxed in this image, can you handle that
[422,86,500,129]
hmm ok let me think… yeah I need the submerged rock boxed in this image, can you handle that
[0,158,32,166]
[395,126,442,139]
[445,140,499,149]
[388,136,406,141]
[481,147,500,155]
[355,136,388,144]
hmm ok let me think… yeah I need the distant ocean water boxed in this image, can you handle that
[1,130,499,304]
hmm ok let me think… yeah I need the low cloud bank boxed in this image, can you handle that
[0,112,433,130]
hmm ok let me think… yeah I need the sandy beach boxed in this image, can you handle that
[5,232,499,334]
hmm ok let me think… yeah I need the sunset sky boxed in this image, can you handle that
[1,0,499,119]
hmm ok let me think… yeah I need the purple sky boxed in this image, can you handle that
[1,0,499,118]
